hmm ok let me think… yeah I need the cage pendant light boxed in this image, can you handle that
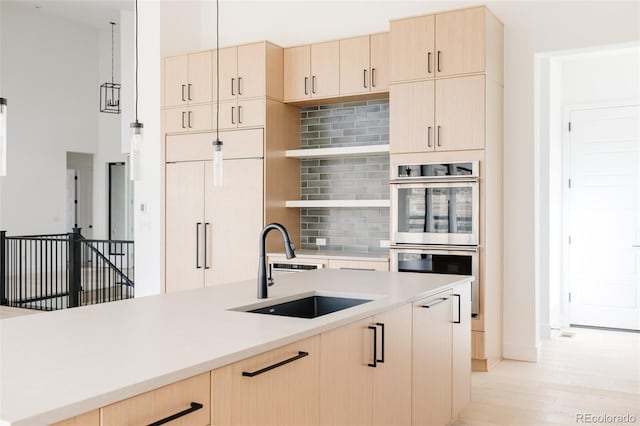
[212,0,223,187]
[0,97,7,176]
[100,22,121,114]
[129,0,143,181]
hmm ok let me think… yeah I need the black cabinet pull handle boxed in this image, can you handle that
[427,51,432,74]
[147,402,204,426]
[427,126,432,147]
[204,223,210,269]
[188,111,192,128]
[231,77,235,96]
[181,111,186,129]
[242,351,308,377]
[238,77,242,95]
[188,83,192,101]
[304,77,309,95]
[363,69,368,88]
[421,297,448,309]
[181,84,186,101]
[231,106,235,125]
[376,322,385,363]
[312,75,316,94]
[453,294,461,323]
[368,325,377,368]
[238,105,243,124]
[437,50,441,73]
[371,68,376,87]
[196,223,202,269]
[437,125,442,147]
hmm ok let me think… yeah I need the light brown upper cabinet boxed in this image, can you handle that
[164,104,213,134]
[339,33,389,96]
[214,99,265,130]
[284,41,339,102]
[214,43,267,101]
[390,75,484,154]
[390,7,501,83]
[164,51,212,107]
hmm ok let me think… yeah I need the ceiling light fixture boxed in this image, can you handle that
[100,22,121,114]
[0,97,6,176]
[129,0,143,181]
[212,0,223,187]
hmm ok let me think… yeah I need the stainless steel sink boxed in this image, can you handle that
[235,294,372,319]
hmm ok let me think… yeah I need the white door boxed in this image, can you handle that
[568,105,640,330]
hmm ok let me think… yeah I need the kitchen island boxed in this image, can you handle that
[0,269,472,426]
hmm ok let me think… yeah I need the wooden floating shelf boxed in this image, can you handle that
[285,144,390,159]
[285,200,390,208]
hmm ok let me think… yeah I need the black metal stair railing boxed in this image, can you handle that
[0,228,134,311]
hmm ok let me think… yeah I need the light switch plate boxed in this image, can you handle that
[316,238,327,246]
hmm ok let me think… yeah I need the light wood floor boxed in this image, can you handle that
[455,327,640,425]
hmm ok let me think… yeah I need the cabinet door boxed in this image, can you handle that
[373,304,411,426]
[412,291,453,426]
[284,45,311,101]
[435,75,485,151]
[320,317,374,426]
[211,336,320,426]
[238,42,266,99]
[188,104,213,132]
[390,80,434,154]
[52,410,99,426]
[311,41,340,98]
[237,99,266,128]
[164,108,188,134]
[435,7,485,77]
[215,100,239,130]
[452,282,472,419]
[164,55,188,107]
[165,162,205,293]
[390,15,435,83]
[204,159,263,286]
[340,36,370,96]
[370,33,390,92]
[188,50,213,104]
[215,47,238,101]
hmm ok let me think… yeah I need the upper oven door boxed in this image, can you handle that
[391,181,479,246]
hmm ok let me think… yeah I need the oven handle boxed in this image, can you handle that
[389,244,479,252]
[390,177,479,184]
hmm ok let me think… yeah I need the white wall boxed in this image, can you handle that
[0,1,99,235]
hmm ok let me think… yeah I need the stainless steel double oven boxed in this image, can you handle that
[390,161,480,316]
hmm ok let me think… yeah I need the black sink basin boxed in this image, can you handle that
[247,295,371,319]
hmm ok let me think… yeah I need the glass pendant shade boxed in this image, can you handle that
[0,98,6,177]
[129,122,143,181]
[212,139,223,187]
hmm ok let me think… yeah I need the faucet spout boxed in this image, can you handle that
[258,223,296,299]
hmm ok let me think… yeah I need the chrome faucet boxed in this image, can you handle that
[258,223,296,299]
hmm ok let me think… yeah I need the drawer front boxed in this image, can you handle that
[51,410,99,426]
[328,259,389,272]
[101,373,210,426]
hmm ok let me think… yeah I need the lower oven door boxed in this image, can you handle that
[391,246,479,316]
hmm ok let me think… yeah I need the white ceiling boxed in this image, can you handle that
[7,0,132,28]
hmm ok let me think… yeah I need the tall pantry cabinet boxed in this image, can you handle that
[389,6,504,372]
[162,42,300,293]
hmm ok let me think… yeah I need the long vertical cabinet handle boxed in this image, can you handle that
[188,83,192,101]
[231,106,236,125]
[304,77,309,95]
[181,84,186,101]
[238,106,243,124]
[312,76,316,94]
[231,78,235,96]
[363,69,368,89]
[367,326,377,368]
[188,111,192,128]
[427,52,432,74]
[371,68,376,88]
[437,125,442,147]
[375,322,385,363]
[238,77,242,95]
[195,223,202,269]
[427,126,432,147]
[204,223,210,269]
[181,112,186,129]
[452,294,461,324]
[437,51,441,73]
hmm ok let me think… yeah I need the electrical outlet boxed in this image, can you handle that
[379,240,390,248]
[316,238,327,246]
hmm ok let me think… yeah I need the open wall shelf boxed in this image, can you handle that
[285,144,390,159]
[285,200,390,208]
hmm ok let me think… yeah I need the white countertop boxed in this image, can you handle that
[268,249,389,261]
[0,269,471,426]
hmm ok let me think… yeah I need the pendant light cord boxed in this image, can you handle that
[134,0,139,123]
[215,0,220,140]
[110,22,115,85]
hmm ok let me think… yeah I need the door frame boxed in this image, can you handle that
[561,99,640,328]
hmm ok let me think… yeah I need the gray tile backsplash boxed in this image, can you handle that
[299,99,390,253]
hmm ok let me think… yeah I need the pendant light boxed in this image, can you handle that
[212,0,223,187]
[0,97,6,177]
[129,0,143,181]
[100,22,121,114]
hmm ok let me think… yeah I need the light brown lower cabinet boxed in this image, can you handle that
[211,336,320,426]
[452,282,472,419]
[51,410,99,426]
[320,305,412,426]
